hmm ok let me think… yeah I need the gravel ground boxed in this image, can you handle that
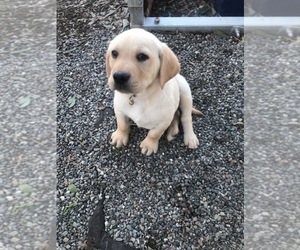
[0,0,56,249]
[57,1,243,249]
[244,33,300,249]
[149,0,216,17]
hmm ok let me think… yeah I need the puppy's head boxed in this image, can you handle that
[106,28,180,94]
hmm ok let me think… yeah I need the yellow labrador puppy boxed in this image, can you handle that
[106,28,202,155]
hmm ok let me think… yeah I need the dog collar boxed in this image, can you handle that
[129,95,136,105]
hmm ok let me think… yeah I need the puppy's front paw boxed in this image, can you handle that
[140,137,159,156]
[111,129,129,148]
[184,133,199,149]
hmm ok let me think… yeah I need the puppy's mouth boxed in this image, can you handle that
[111,71,136,94]
[114,82,133,94]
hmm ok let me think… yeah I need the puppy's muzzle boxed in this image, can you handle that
[113,71,131,93]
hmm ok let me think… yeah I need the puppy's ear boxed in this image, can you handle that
[105,48,111,77]
[159,43,180,88]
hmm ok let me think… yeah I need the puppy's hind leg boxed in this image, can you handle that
[166,110,180,141]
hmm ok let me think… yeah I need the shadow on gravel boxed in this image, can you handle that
[87,189,138,250]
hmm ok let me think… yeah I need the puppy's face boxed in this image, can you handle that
[106,29,180,94]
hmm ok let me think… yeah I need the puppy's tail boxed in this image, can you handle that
[192,108,204,116]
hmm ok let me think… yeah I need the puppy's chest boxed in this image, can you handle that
[125,102,160,129]
[115,96,166,129]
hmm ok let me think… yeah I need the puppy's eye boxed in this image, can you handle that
[111,50,118,59]
[136,53,149,62]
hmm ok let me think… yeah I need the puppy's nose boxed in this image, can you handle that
[113,71,130,84]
